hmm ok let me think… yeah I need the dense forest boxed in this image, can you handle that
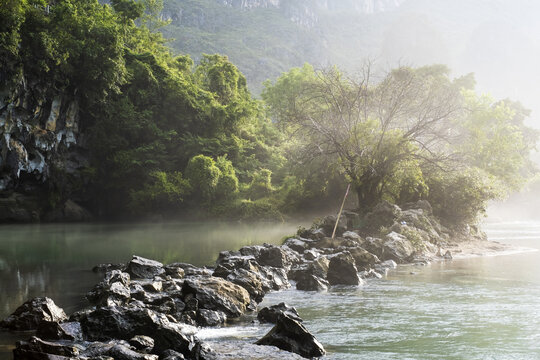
[0,0,537,227]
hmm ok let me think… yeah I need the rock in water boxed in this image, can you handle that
[79,305,196,355]
[126,255,165,279]
[256,314,325,358]
[258,303,302,324]
[1,297,68,331]
[182,276,251,318]
[13,336,79,359]
[326,252,361,286]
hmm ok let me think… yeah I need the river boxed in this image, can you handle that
[1,220,540,359]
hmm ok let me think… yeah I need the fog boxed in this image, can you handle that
[366,0,540,128]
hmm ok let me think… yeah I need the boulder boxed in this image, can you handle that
[257,303,302,324]
[165,263,212,277]
[86,270,131,307]
[126,256,165,279]
[362,200,402,233]
[182,276,251,318]
[256,314,325,358]
[214,265,266,303]
[197,309,227,327]
[1,297,67,331]
[36,321,83,341]
[129,335,154,353]
[296,274,329,292]
[282,238,308,254]
[383,232,415,263]
[13,336,79,359]
[347,247,380,271]
[79,305,196,355]
[202,340,305,359]
[326,252,361,286]
[81,340,158,360]
[319,215,347,237]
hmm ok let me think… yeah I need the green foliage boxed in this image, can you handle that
[246,169,273,199]
[184,155,221,204]
[129,171,191,213]
[426,168,501,227]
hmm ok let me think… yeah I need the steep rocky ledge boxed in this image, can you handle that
[0,74,91,222]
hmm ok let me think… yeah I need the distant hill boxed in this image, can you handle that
[161,0,540,129]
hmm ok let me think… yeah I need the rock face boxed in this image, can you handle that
[256,314,326,358]
[0,73,91,222]
[0,297,67,331]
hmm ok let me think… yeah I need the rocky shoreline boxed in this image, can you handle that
[0,200,505,359]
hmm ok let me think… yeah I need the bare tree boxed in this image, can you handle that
[263,63,465,211]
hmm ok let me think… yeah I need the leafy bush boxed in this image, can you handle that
[184,154,221,204]
[129,171,191,213]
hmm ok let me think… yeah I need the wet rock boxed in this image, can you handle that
[92,263,125,273]
[166,263,212,277]
[161,349,186,360]
[303,249,319,261]
[257,303,302,324]
[296,274,329,292]
[13,336,79,359]
[256,314,325,358]
[214,265,266,303]
[347,247,380,271]
[359,269,383,279]
[326,252,361,286]
[79,305,196,355]
[255,245,294,269]
[86,270,131,307]
[182,276,251,318]
[374,259,397,274]
[362,200,402,233]
[126,256,165,279]
[129,335,154,353]
[319,215,347,237]
[202,340,305,359]
[164,264,186,279]
[197,309,227,327]
[282,238,308,254]
[82,340,158,360]
[342,231,362,242]
[36,321,83,341]
[443,250,453,260]
[1,297,68,331]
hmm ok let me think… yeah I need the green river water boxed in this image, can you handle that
[1,220,539,359]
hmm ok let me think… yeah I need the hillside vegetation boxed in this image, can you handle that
[0,0,536,228]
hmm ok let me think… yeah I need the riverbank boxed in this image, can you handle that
[0,201,533,359]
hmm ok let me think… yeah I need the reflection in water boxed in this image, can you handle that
[2,221,540,359]
[0,221,300,360]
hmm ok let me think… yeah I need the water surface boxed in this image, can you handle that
[1,221,540,359]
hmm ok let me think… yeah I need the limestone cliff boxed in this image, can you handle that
[0,74,91,222]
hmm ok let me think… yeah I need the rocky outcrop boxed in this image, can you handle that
[0,71,91,222]
[256,313,325,358]
[0,297,67,331]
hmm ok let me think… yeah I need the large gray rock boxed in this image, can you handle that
[182,276,251,318]
[36,321,83,341]
[347,247,380,271]
[256,314,325,358]
[326,252,361,286]
[1,297,67,331]
[362,200,402,233]
[79,305,196,355]
[13,336,79,359]
[86,270,131,307]
[126,256,165,279]
[296,274,329,292]
[257,303,302,324]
